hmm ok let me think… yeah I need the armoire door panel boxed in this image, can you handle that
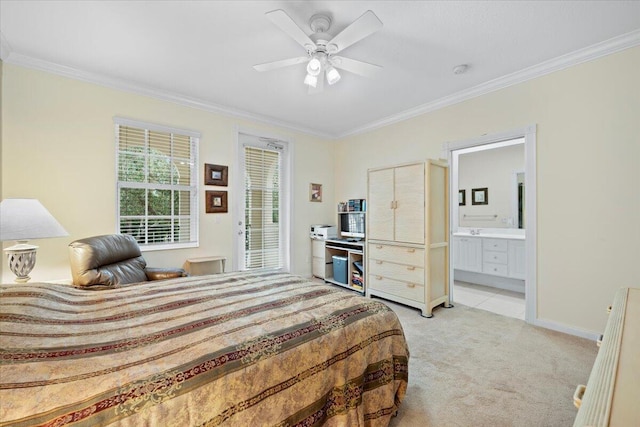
[394,163,425,244]
[368,168,395,241]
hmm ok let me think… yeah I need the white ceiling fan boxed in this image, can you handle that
[253,9,383,94]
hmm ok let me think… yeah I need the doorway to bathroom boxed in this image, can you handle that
[443,126,537,323]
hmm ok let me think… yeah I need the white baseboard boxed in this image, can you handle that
[532,318,600,341]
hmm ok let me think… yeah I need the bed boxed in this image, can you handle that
[0,271,409,426]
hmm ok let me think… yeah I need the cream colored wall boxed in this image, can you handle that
[0,60,3,279]
[334,46,640,334]
[458,144,524,228]
[1,64,336,282]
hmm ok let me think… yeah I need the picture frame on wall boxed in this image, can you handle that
[310,183,322,202]
[458,189,466,206]
[472,187,488,205]
[204,164,228,186]
[206,190,228,213]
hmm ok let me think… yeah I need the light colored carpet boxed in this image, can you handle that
[382,299,598,427]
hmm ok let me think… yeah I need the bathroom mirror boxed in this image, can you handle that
[456,139,525,229]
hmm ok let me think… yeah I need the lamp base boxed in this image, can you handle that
[4,242,38,283]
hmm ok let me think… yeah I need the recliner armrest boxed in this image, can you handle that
[145,268,188,281]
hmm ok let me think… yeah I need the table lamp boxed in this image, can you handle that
[0,199,68,283]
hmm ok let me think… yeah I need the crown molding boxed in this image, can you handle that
[338,29,640,139]
[3,52,334,140]
[0,31,12,61]
[3,28,639,141]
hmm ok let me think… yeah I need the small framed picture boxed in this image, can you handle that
[472,188,488,205]
[206,190,228,213]
[204,164,228,186]
[310,183,322,202]
[458,189,466,206]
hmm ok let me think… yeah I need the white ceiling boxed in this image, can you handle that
[2,1,640,138]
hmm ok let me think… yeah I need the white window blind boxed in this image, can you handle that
[115,119,199,250]
[244,146,281,269]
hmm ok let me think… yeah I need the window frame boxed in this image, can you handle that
[114,117,200,251]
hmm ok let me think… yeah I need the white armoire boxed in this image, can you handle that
[366,159,450,317]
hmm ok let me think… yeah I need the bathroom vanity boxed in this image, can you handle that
[453,230,525,293]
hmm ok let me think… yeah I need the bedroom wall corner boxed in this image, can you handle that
[333,46,640,335]
[0,63,336,283]
[0,59,3,279]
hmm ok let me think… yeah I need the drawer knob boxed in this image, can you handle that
[376,245,383,249]
[407,248,415,253]
[407,283,416,288]
[493,268,498,272]
[407,266,415,271]
[376,276,383,280]
[376,260,383,264]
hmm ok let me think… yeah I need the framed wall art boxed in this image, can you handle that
[310,183,322,202]
[471,187,488,205]
[458,189,466,206]
[205,190,228,213]
[204,164,228,186]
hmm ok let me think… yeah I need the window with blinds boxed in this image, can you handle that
[115,119,199,250]
[244,146,281,269]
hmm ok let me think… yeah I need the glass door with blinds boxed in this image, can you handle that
[236,133,290,271]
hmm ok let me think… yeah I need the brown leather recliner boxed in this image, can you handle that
[68,234,187,288]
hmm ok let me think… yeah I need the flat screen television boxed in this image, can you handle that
[339,212,365,239]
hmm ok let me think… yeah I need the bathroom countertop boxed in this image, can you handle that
[453,232,525,240]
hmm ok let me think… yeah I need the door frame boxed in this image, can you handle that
[232,126,293,272]
[442,124,537,323]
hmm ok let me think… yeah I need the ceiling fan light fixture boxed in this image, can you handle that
[307,57,322,76]
[304,73,318,88]
[326,66,341,85]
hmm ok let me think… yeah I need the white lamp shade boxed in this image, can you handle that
[326,66,341,85]
[306,57,322,76]
[304,73,318,88]
[0,199,68,241]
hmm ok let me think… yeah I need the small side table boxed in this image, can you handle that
[184,256,226,276]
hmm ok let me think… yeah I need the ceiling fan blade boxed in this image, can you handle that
[330,56,382,77]
[253,56,308,72]
[266,9,316,51]
[308,70,325,95]
[327,10,383,54]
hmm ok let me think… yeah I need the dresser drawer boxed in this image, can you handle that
[368,243,424,266]
[483,238,508,252]
[370,259,425,284]
[483,250,507,264]
[369,275,425,303]
[483,262,508,276]
[311,239,325,256]
[312,257,325,278]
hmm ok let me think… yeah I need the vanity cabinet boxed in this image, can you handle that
[507,239,526,279]
[367,160,450,317]
[453,236,482,272]
[454,235,525,280]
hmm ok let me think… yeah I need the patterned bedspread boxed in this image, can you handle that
[0,271,409,426]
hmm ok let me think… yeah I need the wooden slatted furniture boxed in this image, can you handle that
[573,287,640,426]
[366,159,450,317]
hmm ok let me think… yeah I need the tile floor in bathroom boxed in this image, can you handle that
[452,281,525,320]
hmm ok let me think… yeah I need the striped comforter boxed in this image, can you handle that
[0,271,409,426]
